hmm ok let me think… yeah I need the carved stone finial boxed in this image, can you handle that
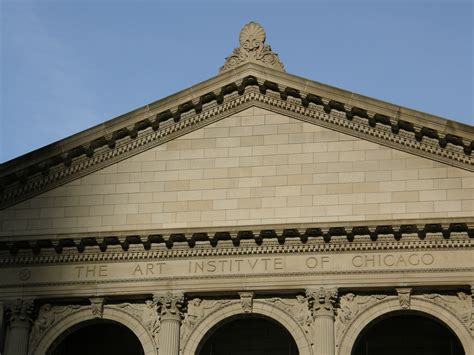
[220,22,285,73]
[89,297,105,318]
[153,292,185,320]
[239,292,254,313]
[396,288,412,309]
[306,287,338,317]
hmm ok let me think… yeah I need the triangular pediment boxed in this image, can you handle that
[1,104,473,238]
[1,51,472,209]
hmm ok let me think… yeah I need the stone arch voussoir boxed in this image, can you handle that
[337,297,472,355]
[181,299,313,355]
[31,306,157,355]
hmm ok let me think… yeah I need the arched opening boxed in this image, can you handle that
[47,320,144,355]
[197,314,299,355]
[352,312,465,355]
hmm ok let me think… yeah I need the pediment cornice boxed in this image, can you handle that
[1,63,472,209]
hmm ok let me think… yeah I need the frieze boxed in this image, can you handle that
[0,249,472,289]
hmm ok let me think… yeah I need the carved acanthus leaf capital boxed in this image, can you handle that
[154,292,185,320]
[306,287,338,317]
[5,298,34,324]
[220,22,285,73]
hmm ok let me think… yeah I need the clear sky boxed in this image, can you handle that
[1,0,472,163]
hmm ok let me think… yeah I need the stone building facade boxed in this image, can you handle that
[0,22,473,355]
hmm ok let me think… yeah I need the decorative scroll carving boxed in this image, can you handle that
[471,286,474,332]
[306,287,338,317]
[239,292,254,313]
[89,297,105,318]
[421,292,472,330]
[220,22,284,73]
[29,304,82,351]
[180,298,232,346]
[154,292,185,320]
[396,288,412,309]
[265,295,312,334]
[114,300,160,344]
[335,293,388,346]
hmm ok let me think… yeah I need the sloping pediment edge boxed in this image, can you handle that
[1,64,472,209]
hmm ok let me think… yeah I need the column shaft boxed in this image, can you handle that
[4,319,31,355]
[158,315,181,355]
[314,314,335,355]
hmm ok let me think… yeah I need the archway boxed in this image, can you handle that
[47,320,144,355]
[32,306,157,355]
[197,314,298,355]
[338,297,471,355]
[351,312,465,355]
[181,300,312,355]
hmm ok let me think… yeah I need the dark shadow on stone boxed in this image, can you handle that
[352,312,465,355]
[198,314,299,355]
[48,320,144,355]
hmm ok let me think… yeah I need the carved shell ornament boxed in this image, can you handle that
[240,21,266,52]
[220,22,285,73]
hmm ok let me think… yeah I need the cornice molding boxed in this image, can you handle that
[0,219,472,265]
[1,67,472,209]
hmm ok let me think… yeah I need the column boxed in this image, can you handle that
[154,292,184,355]
[306,288,338,355]
[3,299,34,355]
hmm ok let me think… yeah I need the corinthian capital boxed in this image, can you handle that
[153,292,185,320]
[5,298,34,324]
[306,287,338,317]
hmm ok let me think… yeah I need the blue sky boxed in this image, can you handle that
[1,0,472,163]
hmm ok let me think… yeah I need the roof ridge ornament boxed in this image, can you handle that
[220,21,285,73]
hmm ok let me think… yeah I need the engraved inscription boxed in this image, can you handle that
[352,253,434,268]
[187,257,285,274]
[75,264,108,279]
[305,256,330,269]
[132,262,166,276]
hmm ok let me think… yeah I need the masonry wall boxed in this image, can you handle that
[1,108,472,235]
